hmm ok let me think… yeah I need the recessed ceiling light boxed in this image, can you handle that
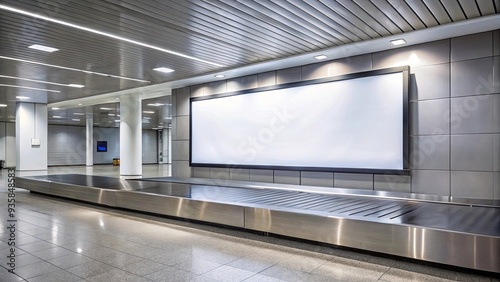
[28,44,59,52]
[72,119,80,121]
[391,39,406,46]
[0,56,150,83]
[147,103,165,107]
[74,113,84,115]
[108,114,115,116]
[52,107,60,110]
[115,120,120,122]
[314,55,328,60]
[68,84,85,88]
[153,67,175,73]
[143,117,151,120]
[143,110,155,114]
[115,98,119,100]
[53,115,62,118]
[0,75,83,88]
[0,104,7,107]
[214,74,225,78]
[16,96,30,100]
[78,103,82,106]
[100,107,113,110]
[0,84,60,93]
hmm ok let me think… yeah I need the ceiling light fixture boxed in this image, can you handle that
[108,114,115,116]
[68,84,85,88]
[100,107,113,110]
[214,74,225,78]
[0,104,7,107]
[0,84,61,93]
[0,75,84,88]
[74,113,84,115]
[143,110,155,114]
[72,119,80,121]
[53,115,62,118]
[52,107,60,110]
[0,56,150,83]
[153,67,175,73]
[147,103,165,107]
[78,103,82,106]
[391,39,406,46]
[16,96,30,100]
[314,55,328,60]
[0,4,224,67]
[28,44,59,52]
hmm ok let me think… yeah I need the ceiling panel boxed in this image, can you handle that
[406,0,439,27]
[458,0,481,18]
[303,0,374,40]
[477,0,497,15]
[386,0,426,29]
[0,0,497,127]
[370,0,413,32]
[422,0,452,25]
[270,0,357,43]
[335,0,392,36]
[440,1,467,21]
[353,0,402,34]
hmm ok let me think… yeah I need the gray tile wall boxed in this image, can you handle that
[48,125,86,165]
[172,30,500,200]
[47,125,158,166]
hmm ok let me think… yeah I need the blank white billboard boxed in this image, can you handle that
[191,69,408,172]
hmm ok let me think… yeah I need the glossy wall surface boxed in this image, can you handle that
[172,30,500,200]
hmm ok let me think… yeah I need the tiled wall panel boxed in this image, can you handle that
[171,30,500,200]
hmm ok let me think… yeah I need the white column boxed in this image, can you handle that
[86,107,93,166]
[16,103,48,170]
[120,94,142,175]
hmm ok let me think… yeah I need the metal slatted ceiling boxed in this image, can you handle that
[0,0,498,127]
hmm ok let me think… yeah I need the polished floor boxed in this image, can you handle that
[0,165,498,281]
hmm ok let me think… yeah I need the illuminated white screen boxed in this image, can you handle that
[191,72,404,170]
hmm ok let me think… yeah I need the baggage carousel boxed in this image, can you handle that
[16,174,500,273]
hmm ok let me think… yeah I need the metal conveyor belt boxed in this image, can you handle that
[15,174,500,273]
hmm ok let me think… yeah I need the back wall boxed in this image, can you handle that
[171,30,500,200]
[0,123,159,166]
